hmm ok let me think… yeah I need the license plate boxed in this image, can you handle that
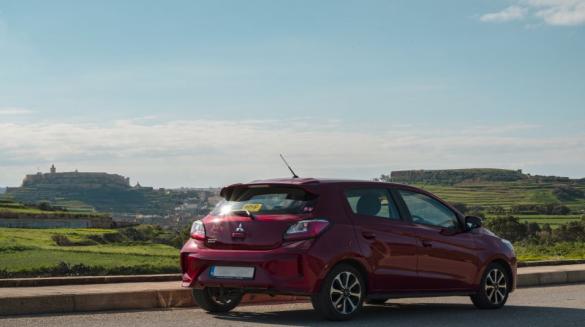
[210,266,255,279]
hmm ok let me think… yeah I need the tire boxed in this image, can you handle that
[311,264,365,321]
[192,287,243,313]
[470,263,510,309]
[366,298,388,305]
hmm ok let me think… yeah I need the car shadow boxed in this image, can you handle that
[212,303,585,326]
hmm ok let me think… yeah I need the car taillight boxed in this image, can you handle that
[284,219,329,241]
[190,220,206,240]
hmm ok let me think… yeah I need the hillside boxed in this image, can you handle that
[6,167,203,215]
[378,169,585,227]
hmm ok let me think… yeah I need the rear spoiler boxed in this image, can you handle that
[219,183,320,200]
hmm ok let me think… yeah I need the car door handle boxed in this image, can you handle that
[421,240,433,247]
[362,231,376,240]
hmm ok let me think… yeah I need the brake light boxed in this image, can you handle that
[284,219,329,241]
[190,220,206,240]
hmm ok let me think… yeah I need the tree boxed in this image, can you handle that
[484,216,527,242]
[450,202,468,214]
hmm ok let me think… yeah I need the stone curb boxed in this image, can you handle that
[518,270,585,287]
[0,291,302,316]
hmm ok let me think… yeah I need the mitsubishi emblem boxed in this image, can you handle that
[235,223,245,233]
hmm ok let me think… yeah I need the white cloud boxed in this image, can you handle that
[0,107,33,115]
[0,119,583,187]
[480,0,585,26]
[480,6,527,23]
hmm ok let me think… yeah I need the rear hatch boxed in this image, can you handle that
[203,185,318,250]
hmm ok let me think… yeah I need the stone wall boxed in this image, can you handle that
[390,168,526,185]
[0,217,112,229]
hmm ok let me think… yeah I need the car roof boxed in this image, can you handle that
[243,177,407,188]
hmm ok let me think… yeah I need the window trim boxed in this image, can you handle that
[394,188,462,230]
[342,187,405,222]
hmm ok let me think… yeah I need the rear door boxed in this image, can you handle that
[396,189,480,291]
[343,187,419,292]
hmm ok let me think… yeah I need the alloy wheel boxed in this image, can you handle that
[484,268,507,305]
[329,271,362,315]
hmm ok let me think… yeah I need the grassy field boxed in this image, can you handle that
[0,228,180,278]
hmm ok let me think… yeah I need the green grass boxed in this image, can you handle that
[0,228,180,277]
[0,249,177,272]
[515,242,585,261]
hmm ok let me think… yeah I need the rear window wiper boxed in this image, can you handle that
[231,210,256,220]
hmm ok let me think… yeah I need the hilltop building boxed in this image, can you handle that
[21,165,131,189]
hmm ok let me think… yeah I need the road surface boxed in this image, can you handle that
[2,284,584,327]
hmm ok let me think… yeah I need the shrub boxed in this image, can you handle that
[510,203,571,215]
[553,221,585,242]
[51,234,72,246]
[553,185,585,201]
[52,234,98,246]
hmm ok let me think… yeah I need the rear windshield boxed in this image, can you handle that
[212,186,318,215]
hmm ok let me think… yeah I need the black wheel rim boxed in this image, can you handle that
[207,288,240,306]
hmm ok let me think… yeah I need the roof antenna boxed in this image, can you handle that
[279,154,299,178]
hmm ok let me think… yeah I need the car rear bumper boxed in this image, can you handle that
[180,239,321,295]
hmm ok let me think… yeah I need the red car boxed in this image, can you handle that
[180,178,517,320]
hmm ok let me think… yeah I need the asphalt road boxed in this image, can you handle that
[2,284,584,327]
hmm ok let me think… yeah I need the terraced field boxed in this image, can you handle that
[410,180,585,226]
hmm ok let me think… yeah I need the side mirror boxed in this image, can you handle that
[465,216,483,230]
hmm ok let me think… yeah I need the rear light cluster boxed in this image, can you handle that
[284,219,329,241]
[190,220,206,240]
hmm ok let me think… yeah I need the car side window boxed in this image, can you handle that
[344,188,400,220]
[398,190,458,229]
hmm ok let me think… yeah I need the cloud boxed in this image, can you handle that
[531,0,585,25]
[0,119,583,187]
[480,6,527,23]
[0,107,33,115]
[480,0,585,26]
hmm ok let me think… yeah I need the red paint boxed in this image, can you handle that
[180,179,517,297]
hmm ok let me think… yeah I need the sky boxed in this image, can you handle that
[0,0,584,188]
